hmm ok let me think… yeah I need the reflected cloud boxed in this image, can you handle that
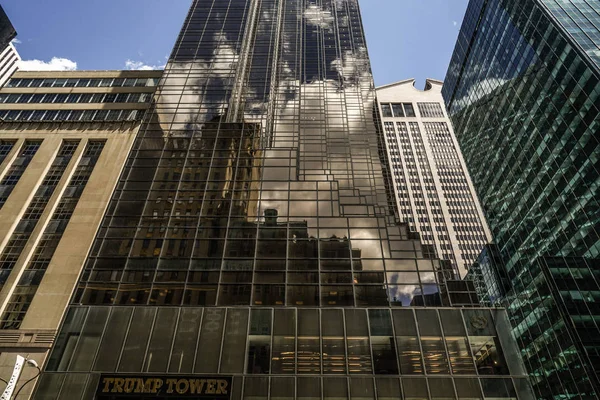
[304,5,334,29]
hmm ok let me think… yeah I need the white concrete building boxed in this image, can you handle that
[0,43,19,88]
[377,79,492,277]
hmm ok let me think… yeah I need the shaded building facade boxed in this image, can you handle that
[32,1,532,399]
[443,0,600,398]
[0,5,19,87]
[0,5,16,52]
[0,70,159,398]
[376,79,491,277]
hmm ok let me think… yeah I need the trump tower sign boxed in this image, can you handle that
[97,375,232,398]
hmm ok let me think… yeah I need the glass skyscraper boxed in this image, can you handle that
[31,1,532,399]
[443,0,600,398]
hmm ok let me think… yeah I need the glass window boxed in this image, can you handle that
[69,308,109,371]
[376,378,401,400]
[218,284,251,305]
[391,103,404,117]
[416,311,449,374]
[322,309,346,374]
[53,78,67,87]
[42,94,56,103]
[288,285,319,306]
[66,94,81,103]
[381,104,393,117]
[253,284,285,306]
[34,374,65,400]
[54,94,68,103]
[247,309,271,374]
[195,308,225,373]
[90,93,104,103]
[393,309,423,374]
[491,310,527,375]
[93,308,133,372]
[271,377,294,400]
[324,377,348,400]
[440,310,475,374]
[298,377,321,400]
[46,308,88,371]
[118,308,156,372]
[345,309,371,374]
[298,309,320,374]
[16,94,31,103]
[512,378,535,400]
[403,103,416,117]
[480,379,517,400]
[403,377,428,400]
[169,308,202,373]
[454,378,483,400]
[429,378,456,400]
[272,309,295,374]
[145,308,178,372]
[463,310,508,375]
[243,377,268,400]
[221,308,249,373]
[351,377,374,400]
[59,370,88,398]
[44,110,59,121]
[369,309,398,374]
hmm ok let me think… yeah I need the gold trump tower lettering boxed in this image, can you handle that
[98,375,231,398]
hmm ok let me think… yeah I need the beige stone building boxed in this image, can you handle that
[377,79,492,277]
[0,70,160,398]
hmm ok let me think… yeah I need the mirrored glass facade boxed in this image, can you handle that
[443,0,600,398]
[34,1,532,399]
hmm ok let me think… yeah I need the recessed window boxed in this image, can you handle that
[381,104,393,117]
[403,103,416,117]
[391,103,404,117]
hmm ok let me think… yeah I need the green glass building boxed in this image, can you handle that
[443,0,600,399]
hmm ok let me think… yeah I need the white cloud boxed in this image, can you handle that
[453,20,458,26]
[125,59,165,71]
[304,5,334,29]
[19,57,77,71]
[11,38,21,45]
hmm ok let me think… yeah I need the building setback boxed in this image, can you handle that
[30,1,532,399]
[0,5,20,88]
[376,79,491,277]
[0,43,20,88]
[0,70,159,398]
[443,0,600,398]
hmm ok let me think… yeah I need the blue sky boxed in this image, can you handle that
[2,0,468,88]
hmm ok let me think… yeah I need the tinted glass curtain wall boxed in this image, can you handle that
[33,1,532,399]
[443,0,600,398]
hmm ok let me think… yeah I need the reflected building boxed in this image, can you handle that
[32,1,532,399]
[376,79,491,277]
[443,0,600,398]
